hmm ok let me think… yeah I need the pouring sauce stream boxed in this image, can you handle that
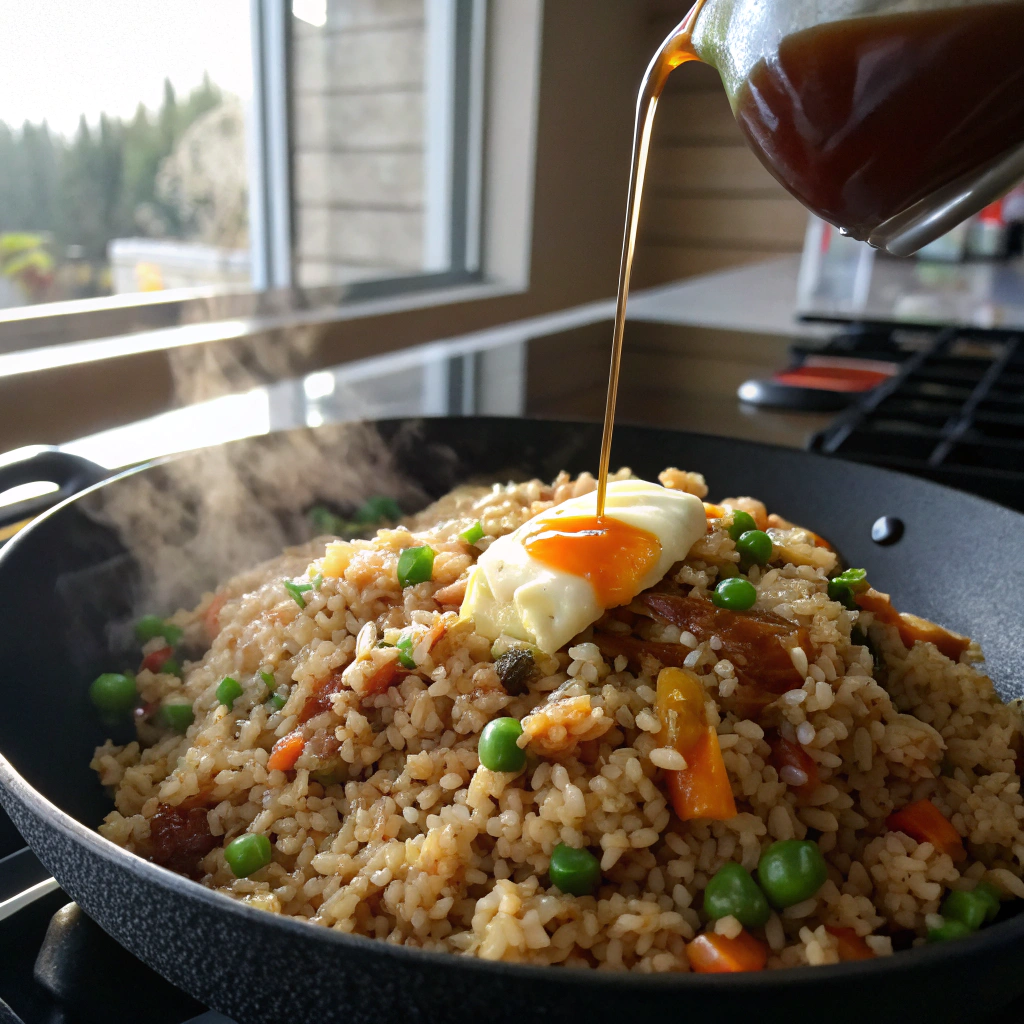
[596,0,708,517]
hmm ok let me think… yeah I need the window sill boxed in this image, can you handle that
[0,277,525,380]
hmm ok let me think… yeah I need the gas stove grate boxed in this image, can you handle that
[810,326,1024,511]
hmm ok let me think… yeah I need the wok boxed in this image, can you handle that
[0,417,1022,1024]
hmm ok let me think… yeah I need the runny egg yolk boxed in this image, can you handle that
[522,514,662,608]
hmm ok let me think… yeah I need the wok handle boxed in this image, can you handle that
[0,447,108,533]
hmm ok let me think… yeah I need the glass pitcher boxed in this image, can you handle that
[686,0,1024,256]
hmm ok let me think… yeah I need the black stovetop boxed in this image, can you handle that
[0,846,228,1024]
[806,323,1024,512]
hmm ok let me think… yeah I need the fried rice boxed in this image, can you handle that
[90,468,1024,971]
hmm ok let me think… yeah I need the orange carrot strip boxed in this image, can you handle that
[425,617,448,651]
[267,731,305,773]
[687,930,767,973]
[855,589,970,661]
[666,725,737,822]
[770,734,820,800]
[896,612,971,662]
[362,659,401,697]
[887,798,966,863]
[825,925,875,961]
[141,645,174,673]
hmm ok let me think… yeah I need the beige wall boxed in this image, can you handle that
[292,0,428,287]
[632,0,808,286]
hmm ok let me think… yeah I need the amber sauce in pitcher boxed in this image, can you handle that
[596,1,1024,513]
[734,3,1024,242]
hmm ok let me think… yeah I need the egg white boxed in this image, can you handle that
[461,479,706,654]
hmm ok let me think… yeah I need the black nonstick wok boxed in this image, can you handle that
[1,417,1023,1024]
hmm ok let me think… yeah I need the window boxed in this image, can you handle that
[288,0,485,292]
[0,0,485,322]
[0,1,254,307]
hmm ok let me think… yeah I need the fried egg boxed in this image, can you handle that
[460,479,706,654]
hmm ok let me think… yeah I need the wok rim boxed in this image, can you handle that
[1,415,1023,995]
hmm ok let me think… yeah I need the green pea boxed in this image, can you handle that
[397,545,435,588]
[353,495,402,525]
[728,510,757,541]
[711,577,757,611]
[828,567,868,611]
[269,693,286,710]
[460,521,485,545]
[478,717,526,773]
[216,676,243,708]
[159,658,182,678]
[704,862,771,928]
[396,634,417,670]
[135,615,182,647]
[89,673,137,715]
[736,529,773,566]
[757,840,828,908]
[224,833,272,878]
[973,881,1003,923]
[549,843,601,897]
[927,918,973,943]
[309,505,347,535]
[940,889,984,931]
[160,703,194,733]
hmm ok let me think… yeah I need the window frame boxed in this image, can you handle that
[0,0,493,349]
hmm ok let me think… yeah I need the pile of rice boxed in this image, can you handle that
[91,468,1024,971]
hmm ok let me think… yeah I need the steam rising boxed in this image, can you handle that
[89,421,429,619]
[83,327,433,621]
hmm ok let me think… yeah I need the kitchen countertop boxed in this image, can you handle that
[56,245,1023,476]
[46,246,1024,475]
[51,260,832,474]
[5,248,1022,480]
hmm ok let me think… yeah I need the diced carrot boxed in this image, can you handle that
[886,798,966,863]
[770,734,820,799]
[825,925,875,961]
[703,502,726,521]
[809,531,834,552]
[425,617,449,651]
[666,725,737,822]
[897,612,971,662]
[687,930,767,973]
[720,498,768,531]
[656,666,706,754]
[141,645,174,673]
[855,589,970,662]
[362,659,400,697]
[203,593,227,640]
[267,731,305,773]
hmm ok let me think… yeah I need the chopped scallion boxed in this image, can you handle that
[460,521,485,545]
[397,546,435,588]
[396,634,417,670]
[284,580,314,608]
